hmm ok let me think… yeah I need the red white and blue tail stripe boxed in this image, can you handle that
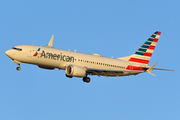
[128,31,161,65]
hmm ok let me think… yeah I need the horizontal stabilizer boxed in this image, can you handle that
[153,68,175,71]
[147,61,158,76]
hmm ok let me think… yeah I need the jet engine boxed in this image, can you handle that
[66,65,86,77]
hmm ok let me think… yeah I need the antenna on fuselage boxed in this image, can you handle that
[47,35,54,47]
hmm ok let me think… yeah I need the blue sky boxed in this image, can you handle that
[0,0,179,120]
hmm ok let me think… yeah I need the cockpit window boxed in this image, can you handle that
[12,47,22,51]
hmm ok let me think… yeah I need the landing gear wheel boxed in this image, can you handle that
[16,67,21,71]
[83,77,90,83]
[83,77,86,82]
[86,77,90,83]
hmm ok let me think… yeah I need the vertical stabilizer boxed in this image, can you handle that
[118,31,161,65]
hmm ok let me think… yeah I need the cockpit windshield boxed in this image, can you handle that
[12,47,22,51]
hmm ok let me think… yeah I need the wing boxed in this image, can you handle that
[85,67,144,78]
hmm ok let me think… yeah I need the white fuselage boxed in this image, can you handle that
[6,45,132,69]
[5,44,148,80]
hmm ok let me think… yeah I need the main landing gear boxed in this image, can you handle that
[83,76,90,83]
[16,64,21,71]
[65,74,91,83]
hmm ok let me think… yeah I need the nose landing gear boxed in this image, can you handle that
[16,64,21,71]
[11,59,21,71]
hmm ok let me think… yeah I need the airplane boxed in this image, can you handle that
[5,31,174,83]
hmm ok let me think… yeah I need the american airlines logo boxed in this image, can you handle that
[33,48,74,63]
[33,48,41,56]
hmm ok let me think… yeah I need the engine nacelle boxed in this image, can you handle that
[66,65,86,77]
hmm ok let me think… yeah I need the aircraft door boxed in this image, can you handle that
[27,48,32,58]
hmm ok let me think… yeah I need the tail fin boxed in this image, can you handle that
[118,31,161,65]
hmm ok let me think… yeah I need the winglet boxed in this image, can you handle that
[147,62,158,76]
[47,35,54,47]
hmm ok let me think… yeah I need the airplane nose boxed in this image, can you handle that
[5,49,12,58]
[5,50,10,56]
